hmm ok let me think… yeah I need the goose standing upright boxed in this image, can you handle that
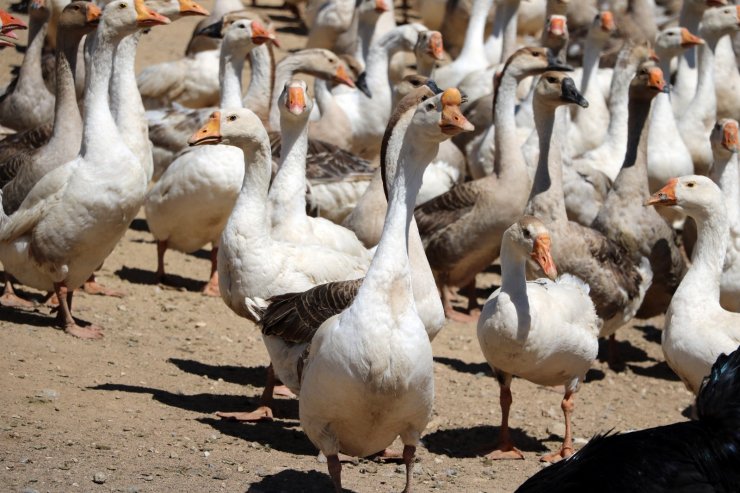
[647,176,740,393]
[299,88,473,493]
[0,0,169,339]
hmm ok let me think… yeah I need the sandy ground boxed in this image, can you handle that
[0,1,696,492]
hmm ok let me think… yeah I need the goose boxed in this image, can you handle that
[188,108,368,420]
[647,27,703,195]
[646,176,740,393]
[0,1,100,310]
[145,19,271,296]
[0,9,26,42]
[525,71,651,363]
[591,65,685,322]
[677,5,740,177]
[0,0,169,339]
[0,0,54,132]
[305,0,355,51]
[269,79,371,261]
[299,88,472,493]
[415,47,565,322]
[477,217,599,462]
[483,0,520,65]
[709,119,740,312]
[184,0,241,54]
[714,21,740,121]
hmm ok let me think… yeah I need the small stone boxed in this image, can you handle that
[395,465,405,474]
[117,305,127,311]
[573,437,589,445]
[203,451,210,457]
[21,489,39,493]
[195,322,206,328]
[237,466,244,472]
[126,487,140,493]
[93,472,107,484]
[169,452,178,459]
[212,471,229,480]
[445,468,458,477]
[433,457,443,464]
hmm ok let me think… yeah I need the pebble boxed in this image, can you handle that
[21,489,39,493]
[93,472,107,484]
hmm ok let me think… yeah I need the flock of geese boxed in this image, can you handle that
[0,0,738,490]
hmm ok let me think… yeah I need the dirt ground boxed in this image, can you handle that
[0,1,695,492]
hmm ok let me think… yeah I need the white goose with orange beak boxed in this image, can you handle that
[647,175,740,394]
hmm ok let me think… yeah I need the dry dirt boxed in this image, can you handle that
[0,1,695,492]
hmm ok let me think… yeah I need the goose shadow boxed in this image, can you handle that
[245,469,355,493]
[0,305,53,328]
[168,358,269,387]
[198,417,315,457]
[433,356,491,377]
[275,25,308,36]
[423,425,548,458]
[128,218,150,232]
[628,361,680,382]
[633,324,662,344]
[114,266,204,292]
[597,338,655,368]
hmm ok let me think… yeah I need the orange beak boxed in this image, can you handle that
[647,67,666,92]
[135,0,171,27]
[86,3,102,25]
[189,112,222,146]
[737,5,740,24]
[722,121,740,152]
[428,31,444,60]
[645,178,678,206]
[548,17,566,36]
[439,88,474,136]
[178,0,209,16]
[0,38,15,47]
[375,0,388,12]
[1,29,17,40]
[287,86,306,115]
[251,21,276,46]
[333,64,356,88]
[0,10,27,31]
[599,11,615,32]
[531,234,557,280]
[679,28,703,47]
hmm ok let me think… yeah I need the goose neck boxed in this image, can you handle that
[458,0,493,62]
[678,4,704,69]
[269,114,309,223]
[17,18,49,93]
[679,203,728,304]
[233,132,273,237]
[526,102,567,222]
[46,28,85,148]
[688,36,718,124]
[486,0,520,63]
[710,152,739,228]
[219,40,249,108]
[493,71,524,175]
[601,57,636,147]
[500,235,529,299]
[613,94,653,195]
[242,45,274,122]
[581,39,604,94]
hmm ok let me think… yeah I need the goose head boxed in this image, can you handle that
[700,5,740,38]
[654,27,703,60]
[646,176,724,219]
[197,13,279,47]
[29,0,51,22]
[219,18,275,55]
[710,118,739,157]
[144,0,208,20]
[630,63,667,101]
[535,71,589,109]
[410,87,473,143]
[415,30,444,63]
[189,107,268,156]
[505,216,558,280]
[0,9,27,33]
[101,0,169,35]
[291,49,357,89]
[503,47,572,81]
[588,11,616,42]
[543,15,568,49]
[279,79,313,120]
[58,1,102,34]
[357,0,390,20]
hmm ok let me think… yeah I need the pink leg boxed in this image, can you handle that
[83,273,125,298]
[327,453,342,493]
[460,279,481,317]
[53,282,103,339]
[484,376,524,460]
[201,246,220,297]
[401,445,415,493]
[442,285,478,323]
[0,273,35,309]
[541,390,576,463]
[216,364,276,421]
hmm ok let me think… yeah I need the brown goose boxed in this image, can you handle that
[525,71,651,363]
[591,64,685,322]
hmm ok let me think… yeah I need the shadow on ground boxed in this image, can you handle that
[169,358,269,387]
[423,425,548,458]
[245,469,354,493]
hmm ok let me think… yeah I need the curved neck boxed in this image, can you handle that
[459,0,493,62]
[678,3,704,69]
[356,13,379,65]
[485,0,519,63]
[656,50,673,77]
[219,39,249,108]
[526,102,567,222]
[601,55,637,148]
[710,151,739,229]
[17,16,50,95]
[612,93,653,195]
[233,132,273,238]
[242,45,274,123]
[685,34,718,126]
[269,112,309,223]
[500,235,528,299]
[493,71,524,175]
[581,36,606,94]
[47,28,85,148]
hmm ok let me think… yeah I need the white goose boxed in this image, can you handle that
[477,217,599,462]
[0,0,169,339]
[299,88,472,492]
[145,19,272,296]
[647,176,740,394]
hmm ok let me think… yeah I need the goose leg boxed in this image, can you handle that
[460,280,481,318]
[442,284,478,323]
[201,246,220,297]
[541,390,575,462]
[327,453,342,493]
[401,445,415,493]
[83,273,125,298]
[484,373,524,460]
[54,282,103,339]
[155,240,167,284]
[0,273,35,309]
[216,364,276,421]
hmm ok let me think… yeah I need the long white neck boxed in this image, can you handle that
[362,29,410,124]
[526,102,567,222]
[17,16,51,98]
[269,111,309,225]
[356,13,380,66]
[313,78,333,115]
[598,52,637,154]
[46,27,85,150]
[219,38,249,108]
[710,151,740,230]
[611,94,653,196]
[458,0,493,62]
[80,20,126,162]
[242,45,274,122]
[232,130,274,239]
[484,0,519,64]
[683,34,718,128]
[500,234,529,303]
[493,71,525,176]
[678,3,704,68]
[581,35,606,95]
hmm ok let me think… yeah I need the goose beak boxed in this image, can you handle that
[647,67,666,93]
[722,121,739,152]
[599,11,615,32]
[1,29,17,40]
[428,31,444,60]
[135,0,171,27]
[0,10,27,31]
[196,19,222,38]
[86,3,102,26]
[561,77,589,107]
[548,17,566,36]
[178,0,209,16]
[679,28,703,47]
[251,20,276,45]
[189,112,222,146]
[334,64,356,88]
[287,86,306,115]
[532,234,557,280]
[645,178,678,206]
[546,50,573,71]
[375,0,388,12]
[439,88,474,136]
[0,38,15,47]
[356,72,372,98]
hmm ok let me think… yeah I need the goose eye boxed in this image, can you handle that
[547,77,556,83]
[523,229,531,238]
[687,182,695,188]
[119,2,127,8]
[425,102,435,110]
[228,115,237,121]
[533,52,541,57]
